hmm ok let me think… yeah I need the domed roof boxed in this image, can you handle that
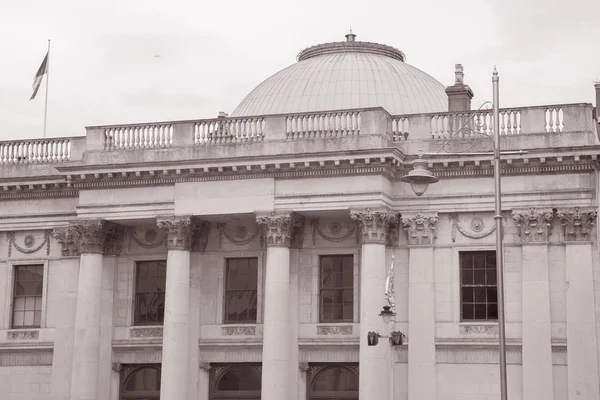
[231,33,448,117]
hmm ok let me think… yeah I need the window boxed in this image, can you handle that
[319,255,354,323]
[308,364,359,400]
[224,258,258,324]
[119,365,160,400]
[460,251,498,321]
[12,265,44,329]
[134,260,166,325]
[210,364,261,400]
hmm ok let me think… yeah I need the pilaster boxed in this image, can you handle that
[198,363,211,400]
[401,211,438,400]
[512,208,554,400]
[557,207,600,400]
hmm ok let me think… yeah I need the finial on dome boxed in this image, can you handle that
[345,29,356,42]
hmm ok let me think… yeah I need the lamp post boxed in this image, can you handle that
[378,67,509,400]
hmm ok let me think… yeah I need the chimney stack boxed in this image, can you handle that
[445,64,474,112]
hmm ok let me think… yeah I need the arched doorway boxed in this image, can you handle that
[210,364,262,400]
[308,364,359,400]
[119,364,161,400]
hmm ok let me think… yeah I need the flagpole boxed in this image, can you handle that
[43,39,50,138]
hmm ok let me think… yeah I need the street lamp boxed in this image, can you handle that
[401,156,439,197]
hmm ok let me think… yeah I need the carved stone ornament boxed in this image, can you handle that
[112,363,122,372]
[7,230,51,257]
[130,327,163,338]
[459,324,499,336]
[400,212,439,246]
[7,330,39,340]
[316,325,353,335]
[221,326,256,336]
[192,220,211,253]
[310,218,359,245]
[70,220,108,254]
[448,213,497,243]
[512,208,553,243]
[299,362,310,372]
[52,226,80,256]
[557,207,597,242]
[256,211,305,248]
[350,208,398,245]
[217,222,263,248]
[199,362,212,372]
[128,226,166,250]
[157,215,193,250]
[103,223,125,256]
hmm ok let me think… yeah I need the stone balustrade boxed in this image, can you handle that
[0,103,595,167]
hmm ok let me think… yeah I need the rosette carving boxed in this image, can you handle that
[512,208,553,243]
[156,216,194,250]
[256,211,305,248]
[7,230,51,257]
[400,212,438,246]
[350,208,398,245]
[557,207,597,242]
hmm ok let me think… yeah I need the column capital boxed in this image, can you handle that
[400,211,438,246]
[52,226,80,256]
[350,207,398,245]
[70,220,108,254]
[299,362,310,372]
[255,211,305,248]
[199,362,211,372]
[512,207,553,244]
[557,207,597,242]
[157,215,194,250]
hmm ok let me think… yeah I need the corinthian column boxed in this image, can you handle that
[512,208,554,400]
[350,207,398,400]
[557,208,600,400]
[69,220,108,400]
[256,211,303,400]
[157,215,194,400]
[401,211,438,400]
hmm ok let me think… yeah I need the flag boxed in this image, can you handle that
[30,52,48,101]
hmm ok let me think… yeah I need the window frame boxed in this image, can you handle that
[312,249,359,324]
[132,259,167,327]
[223,257,260,325]
[456,248,499,322]
[5,260,49,330]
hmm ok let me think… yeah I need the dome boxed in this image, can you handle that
[231,33,448,117]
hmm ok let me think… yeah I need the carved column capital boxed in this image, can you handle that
[256,211,304,248]
[111,362,122,373]
[199,362,211,372]
[157,215,194,251]
[299,362,310,372]
[400,212,439,246]
[557,207,597,242]
[52,226,80,256]
[350,207,398,245]
[70,220,108,254]
[512,208,553,243]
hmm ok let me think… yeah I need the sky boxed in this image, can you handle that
[0,0,598,140]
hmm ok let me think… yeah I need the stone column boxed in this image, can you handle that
[557,208,600,400]
[69,220,108,400]
[198,363,211,400]
[401,212,438,400]
[255,211,304,400]
[350,208,398,400]
[512,208,554,400]
[157,216,194,400]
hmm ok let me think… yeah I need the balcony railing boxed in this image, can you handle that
[0,103,595,165]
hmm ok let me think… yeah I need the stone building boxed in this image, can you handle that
[1,33,600,400]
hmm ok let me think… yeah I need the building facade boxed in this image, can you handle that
[1,33,600,400]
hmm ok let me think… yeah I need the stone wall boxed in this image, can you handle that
[0,366,52,400]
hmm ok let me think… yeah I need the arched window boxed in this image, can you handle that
[120,365,161,400]
[308,364,359,400]
[211,364,261,400]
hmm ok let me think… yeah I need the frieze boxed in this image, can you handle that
[221,326,256,336]
[128,226,166,250]
[112,348,162,364]
[7,330,39,340]
[401,212,438,246]
[557,207,597,242]
[299,343,359,363]
[7,230,51,257]
[130,327,163,338]
[217,222,263,248]
[0,349,53,366]
[316,325,353,335]
[350,207,398,245]
[198,343,263,363]
[310,218,359,245]
[459,324,499,336]
[448,213,497,242]
[512,208,553,243]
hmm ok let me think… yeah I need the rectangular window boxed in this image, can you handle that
[12,265,44,329]
[460,251,498,321]
[319,255,354,323]
[134,260,166,325]
[224,258,258,323]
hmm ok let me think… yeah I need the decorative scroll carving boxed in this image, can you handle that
[112,363,122,372]
[310,219,358,245]
[400,212,438,245]
[7,330,39,340]
[256,211,292,247]
[7,230,51,257]
[217,223,263,248]
[221,326,256,336]
[299,362,310,372]
[512,208,553,243]
[290,214,306,249]
[157,215,193,250]
[557,207,597,242]
[52,226,79,256]
[448,213,496,243]
[104,223,125,256]
[192,220,211,253]
[70,220,108,254]
[316,325,353,335]
[130,327,163,338]
[128,226,166,250]
[459,324,499,336]
[350,208,398,244]
[199,362,212,372]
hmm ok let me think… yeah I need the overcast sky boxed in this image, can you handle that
[0,0,598,140]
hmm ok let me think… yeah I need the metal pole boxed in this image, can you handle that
[43,39,50,139]
[493,67,508,400]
